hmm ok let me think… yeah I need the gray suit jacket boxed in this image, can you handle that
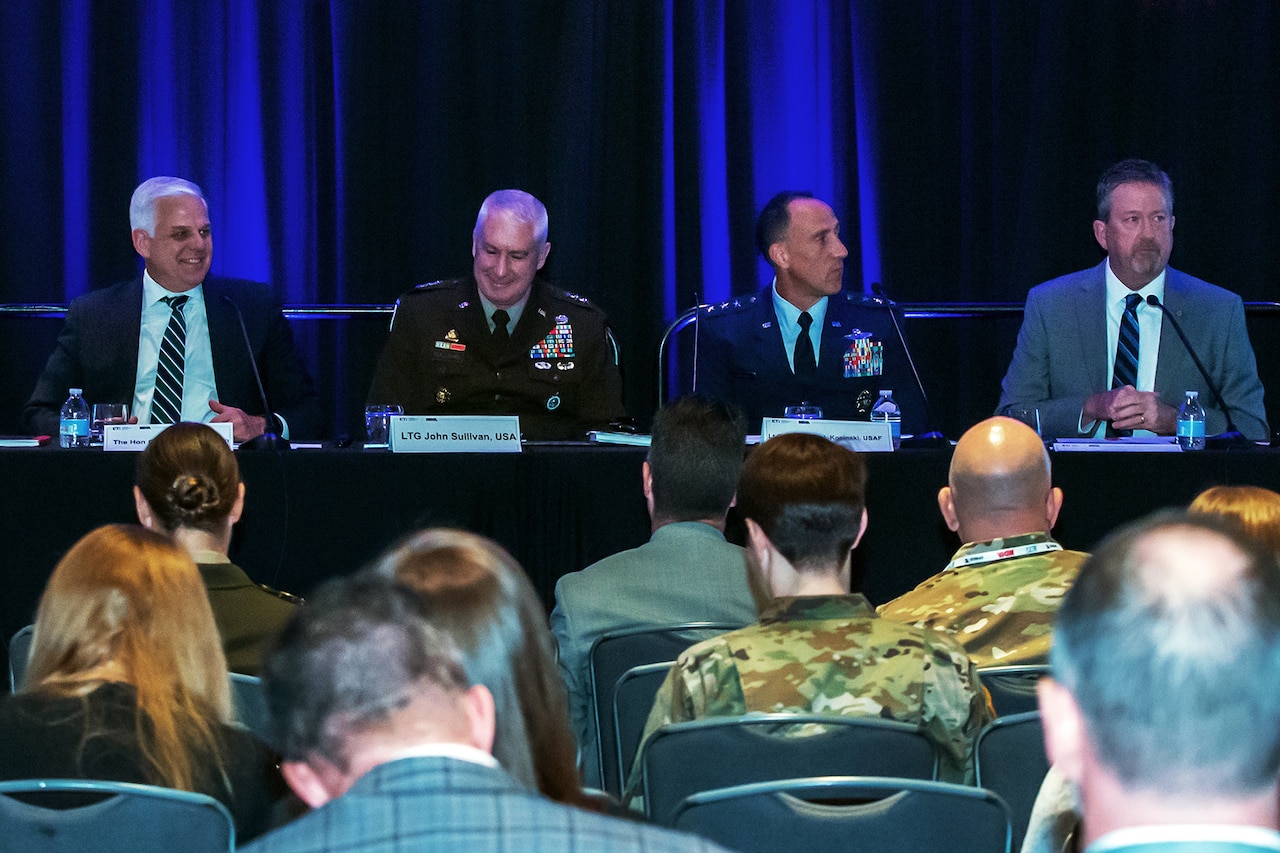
[238,755,730,853]
[551,522,757,788]
[997,262,1268,440]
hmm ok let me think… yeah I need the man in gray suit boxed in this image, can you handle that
[997,159,1267,440]
[241,571,729,853]
[551,396,757,788]
[1038,512,1280,852]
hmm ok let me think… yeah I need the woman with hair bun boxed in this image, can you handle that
[133,422,297,674]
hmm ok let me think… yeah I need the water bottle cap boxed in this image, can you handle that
[878,389,892,397]
[69,388,83,396]
[1186,390,1198,399]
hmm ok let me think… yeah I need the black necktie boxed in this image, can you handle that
[152,295,189,424]
[793,311,817,378]
[492,309,511,349]
[1112,293,1141,390]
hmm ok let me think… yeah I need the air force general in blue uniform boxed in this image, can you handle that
[696,191,924,433]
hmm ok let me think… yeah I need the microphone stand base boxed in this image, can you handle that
[239,433,291,452]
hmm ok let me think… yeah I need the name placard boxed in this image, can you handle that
[103,421,234,451]
[389,416,522,453]
[760,417,894,452]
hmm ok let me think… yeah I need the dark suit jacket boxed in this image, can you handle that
[238,755,730,853]
[696,288,926,432]
[367,276,626,440]
[21,277,322,438]
[997,262,1268,440]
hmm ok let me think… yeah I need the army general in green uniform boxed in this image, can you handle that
[628,434,990,795]
[367,190,627,440]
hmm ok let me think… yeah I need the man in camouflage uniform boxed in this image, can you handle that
[878,416,1085,666]
[627,433,989,795]
[367,189,627,440]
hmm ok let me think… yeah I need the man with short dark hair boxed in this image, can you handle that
[878,416,1085,665]
[1037,513,1280,852]
[696,190,923,431]
[630,434,989,789]
[998,159,1267,440]
[551,396,756,787]
[22,176,321,441]
[367,189,627,440]
[239,572,731,853]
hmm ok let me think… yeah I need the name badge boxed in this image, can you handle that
[760,417,894,452]
[389,416,522,453]
[104,422,234,451]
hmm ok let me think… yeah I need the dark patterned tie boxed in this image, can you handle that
[492,309,511,348]
[151,295,189,424]
[794,311,817,378]
[1112,293,1141,390]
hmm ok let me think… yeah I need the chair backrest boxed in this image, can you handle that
[656,306,701,406]
[641,714,941,825]
[0,778,235,853]
[588,622,740,796]
[230,672,275,749]
[9,624,34,692]
[612,661,674,792]
[672,775,1012,853]
[978,665,1050,718]
[975,711,1049,853]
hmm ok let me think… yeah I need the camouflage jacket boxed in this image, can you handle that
[877,532,1086,667]
[631,594,990,791]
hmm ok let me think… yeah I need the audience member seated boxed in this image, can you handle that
[878,416,1085,666]
[0,525,282,841]
[1037,512,1280,853]
[372,528,594,810]
[239,571,732,853]
[1189,484,1280,554]
[133,421,299,675]
[629,433,990,794]
[551,396,757,785]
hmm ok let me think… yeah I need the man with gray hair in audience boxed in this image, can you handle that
[240,571,731,853]
[1036,512,1280,853]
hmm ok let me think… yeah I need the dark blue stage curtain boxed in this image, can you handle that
[3,1,1279,433]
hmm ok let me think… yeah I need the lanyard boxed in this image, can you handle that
[946,540,1063,572]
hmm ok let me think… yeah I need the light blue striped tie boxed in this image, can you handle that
[1112,293,1141,390]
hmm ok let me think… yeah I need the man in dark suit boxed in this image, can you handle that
[696,190,924,433]
[1038,513,1280,852]
[240,571,730,853]
[21,176,321,441]
[997,159,1267,440]
[367,189,626,440]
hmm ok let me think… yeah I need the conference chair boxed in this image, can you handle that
[8,623,33,692]
[977,664,1050,717]
[671,775,1013,853]
[0,779,235,853]
[588,622,740,796]
[638,713,940,825]
[611,661,674,792]
[230,672,275,750]
[975,710,1050,853]
[656,305,702,405]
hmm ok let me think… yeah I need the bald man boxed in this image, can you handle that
[878,416,1086,665]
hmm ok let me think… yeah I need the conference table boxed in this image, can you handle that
[3,442,1278,645]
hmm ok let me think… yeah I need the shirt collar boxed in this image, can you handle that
[1104,263,1166,308]
[771,279,828,332]
[478,288,532,332]
[1089,824,1280,852]
[143,269,204,308]
[380,742,499,769]
[946,532,1062,572]
[759,593,873,625]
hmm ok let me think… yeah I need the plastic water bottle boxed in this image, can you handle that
[59,388,91,448]
[870,389,901,450]
[1176,390,1206,451]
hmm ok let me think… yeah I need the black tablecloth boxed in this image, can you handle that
[3,443,1278,644]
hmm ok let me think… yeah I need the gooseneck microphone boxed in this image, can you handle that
[870,282,946,447]
[223,295,290,451]
[1144,294,1248,447]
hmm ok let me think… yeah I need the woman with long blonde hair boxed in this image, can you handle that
[0,524,280,840]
